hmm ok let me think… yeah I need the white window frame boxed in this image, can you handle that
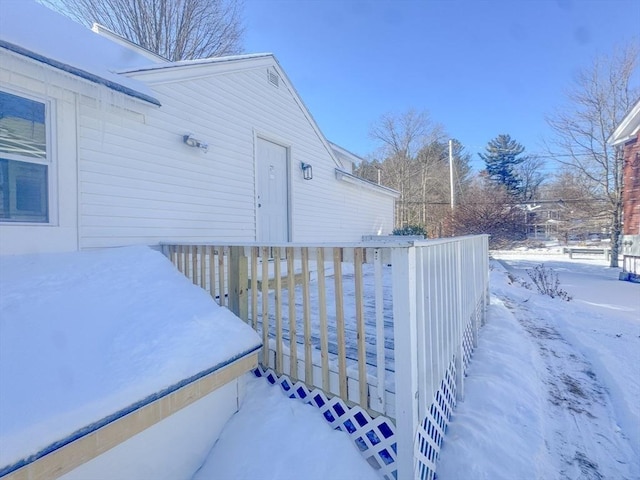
[0,87,57,225]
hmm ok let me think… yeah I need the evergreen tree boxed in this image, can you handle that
[478,134,527,196]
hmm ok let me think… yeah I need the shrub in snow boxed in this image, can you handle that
[392,224,427,237]
[526,264,572,301]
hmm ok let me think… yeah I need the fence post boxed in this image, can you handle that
[455,241,465,402]
[484,235,490,324]
[392,245,419,480]
[228,246,248,321]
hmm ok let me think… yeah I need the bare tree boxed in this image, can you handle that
[542,170,607,244]
[43,0,244,61]
[452,175,526,248]
[368,109,444,228]
[515,155,546,201]
[414,139,472,236]
[546,41,639,266]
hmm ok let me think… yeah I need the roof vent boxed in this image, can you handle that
[268,69,279,87]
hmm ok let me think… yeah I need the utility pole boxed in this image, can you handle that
[449,139,456,209]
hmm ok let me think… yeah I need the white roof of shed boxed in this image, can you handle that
[0,0,161,105]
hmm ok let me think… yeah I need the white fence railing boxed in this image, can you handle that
[162,235,489,479]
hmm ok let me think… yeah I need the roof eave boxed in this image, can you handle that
[0,40,161,107]
[609,100,640,145]
[335,169,400,198]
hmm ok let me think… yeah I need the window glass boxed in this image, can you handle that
[0,91,46,159]
[0,91,49,223]
[0,159,48,222]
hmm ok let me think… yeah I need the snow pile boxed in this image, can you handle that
[0,246,261,468]
[436,291,556,479]
[438,255,640,479]
[192,374,379,480]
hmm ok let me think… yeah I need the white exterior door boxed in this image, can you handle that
[256,138,289,242]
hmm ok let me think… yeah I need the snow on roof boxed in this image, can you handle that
[0,0,161,105]
[0,246,261,469]
[120,52,275,74]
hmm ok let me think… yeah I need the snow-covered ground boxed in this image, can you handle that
[437,251,639,479]
[1,247,637,479]
[200,250,639,480]
[192,374,379,480]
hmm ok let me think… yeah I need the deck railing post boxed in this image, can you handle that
[455,240,465,401]
[228,246,248,322]
[483,235,490,324]
[391,244,419,479]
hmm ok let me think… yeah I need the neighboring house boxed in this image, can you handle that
[0,1,398,256]
[609,99,640,282]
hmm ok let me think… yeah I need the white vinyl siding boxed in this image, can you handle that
[77,82,256,247]
[2,51,392,253]
[78,60,393,248]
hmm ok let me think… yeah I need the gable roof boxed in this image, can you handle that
[123,53,346,169]
[124,56,399,196]
[0,1,160,106]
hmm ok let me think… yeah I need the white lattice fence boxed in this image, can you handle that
[414,361,457,479]
[254,358,462,480]
[254,366,398,480]
[462,319,475,372]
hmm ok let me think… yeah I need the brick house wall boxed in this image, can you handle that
[622,133,640,235]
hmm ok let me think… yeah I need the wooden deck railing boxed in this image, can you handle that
[162,236,489,479]
[162,244,393,413]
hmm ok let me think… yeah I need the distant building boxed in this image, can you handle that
[609,99,640,282]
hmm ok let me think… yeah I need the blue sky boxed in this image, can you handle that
[243,0,639,170]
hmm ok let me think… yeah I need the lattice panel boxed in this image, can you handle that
[415,361,458,479]
[254,300,484,480]
[462,319,475,372]
[254,366,397,479]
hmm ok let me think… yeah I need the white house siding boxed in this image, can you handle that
[77,75,256,249]
[77,98,249,248]
[0,51,393,254]
[78,57,394,248]
[304,175,394,242]
[0,52,79,255]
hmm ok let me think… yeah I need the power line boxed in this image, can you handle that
[397,198,609,206]
[464,145,611,160]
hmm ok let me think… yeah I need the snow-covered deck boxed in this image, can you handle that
[0,246,261,478]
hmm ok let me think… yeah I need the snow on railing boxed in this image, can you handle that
[162,235,489,480]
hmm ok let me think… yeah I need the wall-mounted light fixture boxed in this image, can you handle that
[183,134,208,153]
[301,162,313,180]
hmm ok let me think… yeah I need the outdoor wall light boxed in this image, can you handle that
[183,134,208,153]
[301,162,313,180]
